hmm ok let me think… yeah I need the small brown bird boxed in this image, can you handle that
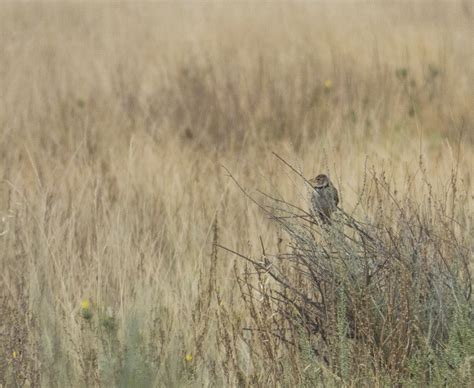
[309,174,339,224]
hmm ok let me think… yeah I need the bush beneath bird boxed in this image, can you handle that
[219,160,473,385]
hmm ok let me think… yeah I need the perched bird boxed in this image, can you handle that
[309,174,339,224]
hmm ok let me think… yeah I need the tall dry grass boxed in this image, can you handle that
[0,1,472,386]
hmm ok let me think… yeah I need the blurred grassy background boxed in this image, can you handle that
[0,1,472,386]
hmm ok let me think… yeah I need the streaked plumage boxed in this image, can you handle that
[309,174,339,224]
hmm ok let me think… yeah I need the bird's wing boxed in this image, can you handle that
[334,187,339,206]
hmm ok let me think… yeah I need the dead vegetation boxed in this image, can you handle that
[0,1,472,386]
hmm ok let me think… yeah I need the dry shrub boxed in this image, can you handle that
[219,159,473,385]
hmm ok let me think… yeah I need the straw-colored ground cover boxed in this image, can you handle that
[1,2,472,386]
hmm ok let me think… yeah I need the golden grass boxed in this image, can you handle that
[0,1,472,386]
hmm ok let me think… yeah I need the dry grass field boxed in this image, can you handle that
[0,2,473,386]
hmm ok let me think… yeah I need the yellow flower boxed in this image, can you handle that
[12,351,17,359]
[80,298,93,320]
[80,299,90,311]
[324,79,333,90]
[184,353,193,362]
